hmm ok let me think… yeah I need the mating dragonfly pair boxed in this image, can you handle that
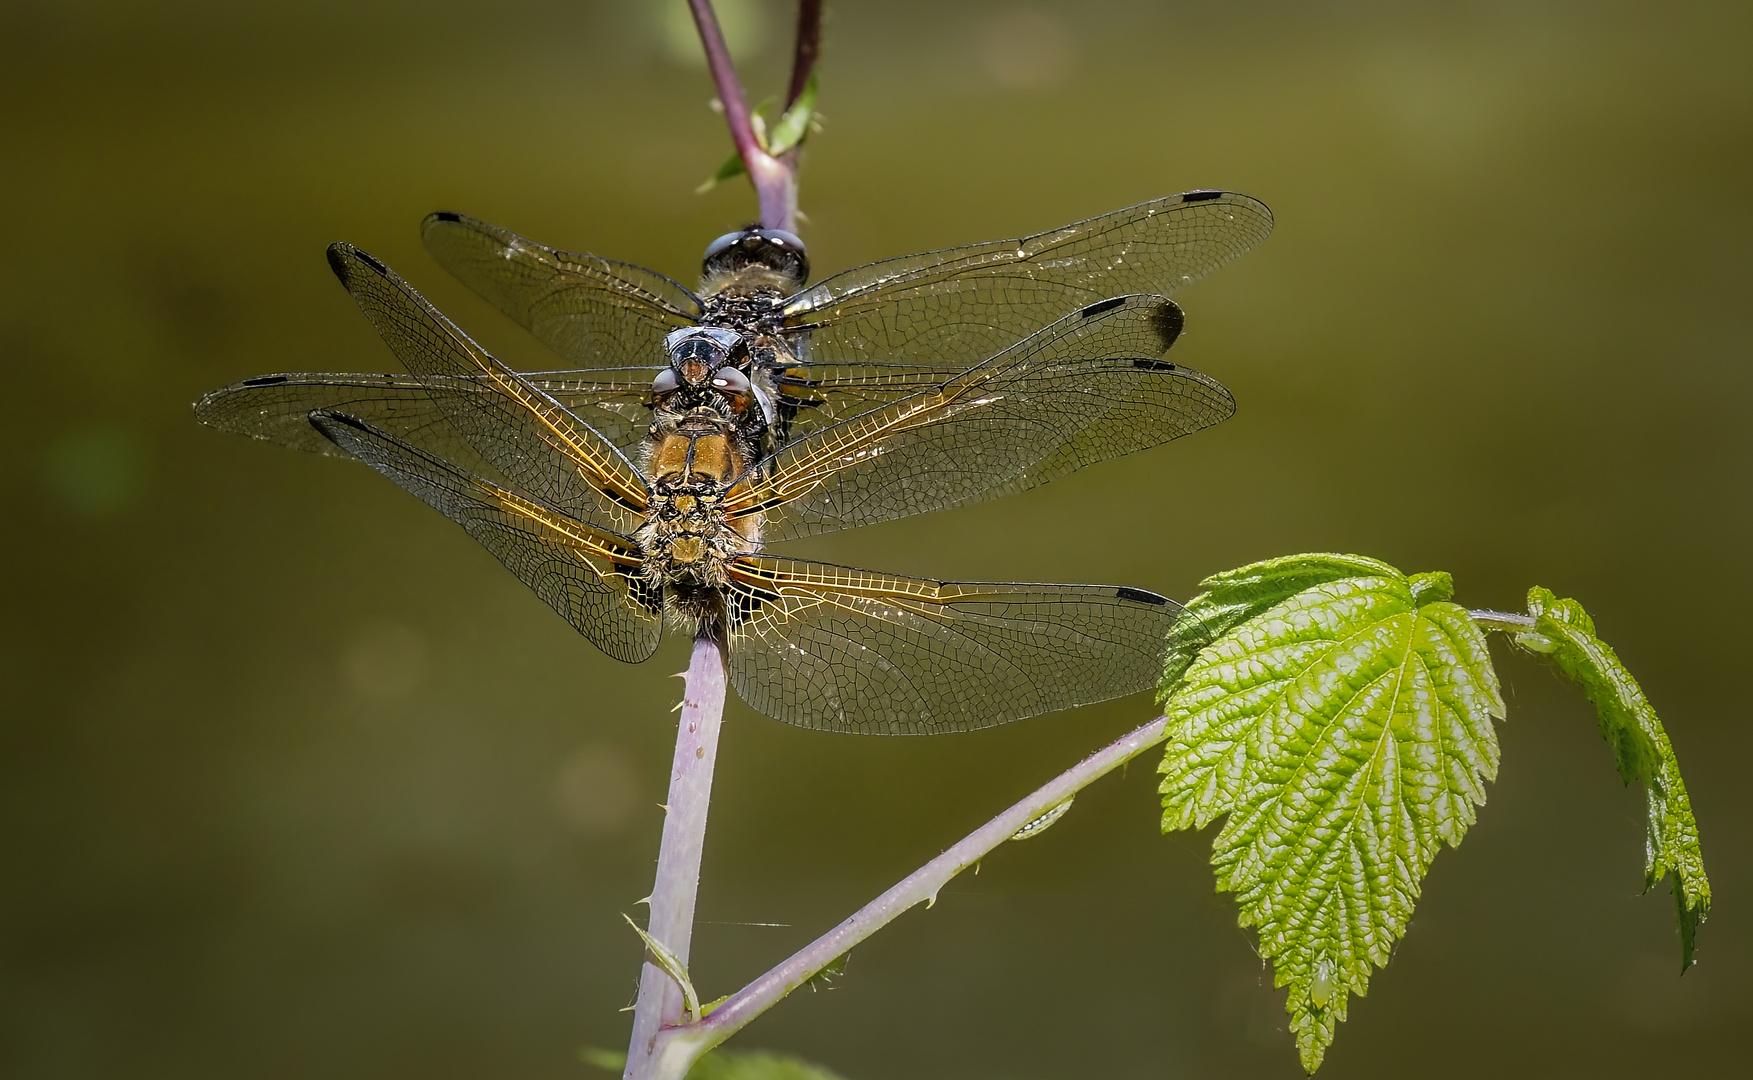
[197,191,1272,734]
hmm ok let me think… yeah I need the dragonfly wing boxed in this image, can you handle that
[422,212,702,366]
[783,190,1272,367]
[733,296,1233,541]
[195,370,659,460]
[312,410,664,663]
[724,557,1180,734]
[329,244,651,535]
[769,362,970,439]
[197,372,452,460]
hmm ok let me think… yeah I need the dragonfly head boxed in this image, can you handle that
[664,327,746,385]
[658,327,776,431]
[701,227,809,288]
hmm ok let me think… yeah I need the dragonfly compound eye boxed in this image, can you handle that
[701,227,809,285]
[710,366,752,396]
[651,367,681,394]
[702,230,747,267]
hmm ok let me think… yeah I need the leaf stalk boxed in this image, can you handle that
[647,716,1174,1077]
[1468,608,1537,632]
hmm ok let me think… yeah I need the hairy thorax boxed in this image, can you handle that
[637,404,762,630]
[700,265,792,330]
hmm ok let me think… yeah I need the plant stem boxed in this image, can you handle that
[784,0,823,110]
[624,9,823,1077]
[1470,608,1537,632]
[647,715,1174,1077]
[623,635,729,1080]
[686,0,796,231]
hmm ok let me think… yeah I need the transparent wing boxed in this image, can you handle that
[783,191,1272,368]
[771,362,979,438]
[729,296,1233,541]
[422,211,702,366]
[194,368,658,460]
[328,243,650,535]
[724,557,1180,734]
[312,410,664,664]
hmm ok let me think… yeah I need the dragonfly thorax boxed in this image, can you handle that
[696,230,807,371]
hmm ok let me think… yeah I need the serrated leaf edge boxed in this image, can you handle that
[1159,561,1505,1072]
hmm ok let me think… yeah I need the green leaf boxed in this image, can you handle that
[696,152,748,195]
[1516,587,1712,969]
[579,1047,627,1072]
[1158,553,1405,696]
[697,993,731,1017]
[766,72,820,157]
[624,913,702,1022]
[685,1049,848,1080]
[696,75,819,195]
[1158,554,1504,1072]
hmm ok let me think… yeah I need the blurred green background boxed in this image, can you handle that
[3,1,1748,1077]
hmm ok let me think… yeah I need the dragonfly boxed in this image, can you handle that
[198,192,1272,734]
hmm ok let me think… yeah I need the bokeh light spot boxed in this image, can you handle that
[42,425,147,517]
[660,0,769,67]
[979,8,1076,90]
[341,620,429,702]
[554,744,641,836]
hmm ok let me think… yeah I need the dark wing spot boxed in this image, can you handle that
[1079,296,1127,318]
[241,374,290,386]
[430,211,462,223]
[1182,189,1225,202]
[308,408,370,436]
[1132,359,1177,372]
[1115,586,1170,605]
[327,244,389,283]
[1149,299,1184,350]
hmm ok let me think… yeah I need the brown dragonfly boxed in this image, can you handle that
[198,193,1271,734]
